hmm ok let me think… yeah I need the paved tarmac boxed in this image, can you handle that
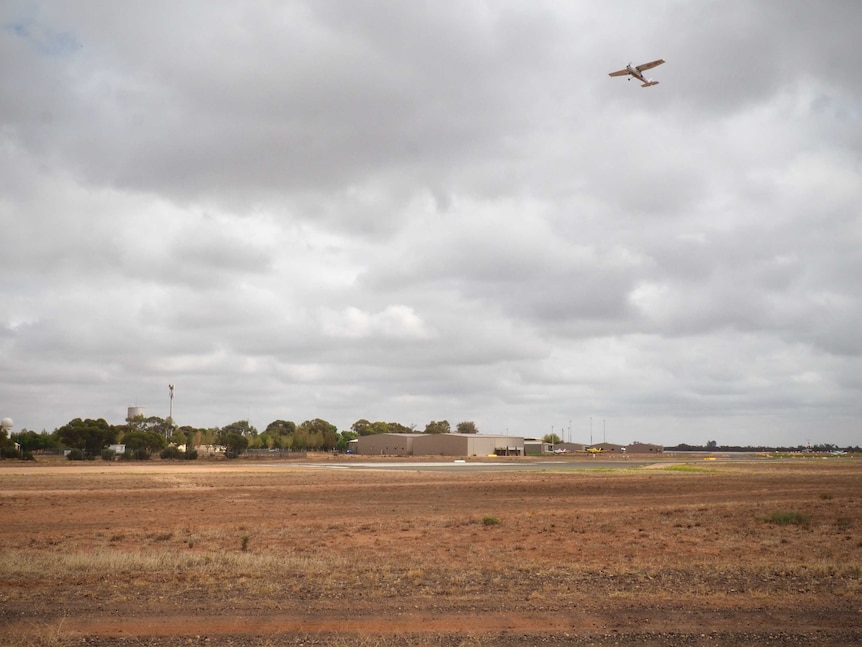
[296,459,659,472]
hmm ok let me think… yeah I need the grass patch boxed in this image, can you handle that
[482,516,501,526]
[660,464,709,473]
[764,511,810,526]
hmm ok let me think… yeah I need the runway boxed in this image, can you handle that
[294,459,656,472]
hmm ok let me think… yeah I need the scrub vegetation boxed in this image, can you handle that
[1,459,860,646]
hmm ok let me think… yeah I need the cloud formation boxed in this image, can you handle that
[2,1,860,446]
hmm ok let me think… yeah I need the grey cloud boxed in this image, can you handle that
[1,1,860,446]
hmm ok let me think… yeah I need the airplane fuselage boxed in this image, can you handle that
[609,59,664,88]
[628,64,642,81]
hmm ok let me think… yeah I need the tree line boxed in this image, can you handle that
[667,442,862,453]
[0,415,480,461]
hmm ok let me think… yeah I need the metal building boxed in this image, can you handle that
[589,442,625,453]
[413,433,524,457]
[356,433,420,456]
[356,433,524,457]
[625,442,664,454]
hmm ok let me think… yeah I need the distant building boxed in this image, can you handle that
[356,433,524,457]
[553,442,588,453]
[625,442,663,454]
[524,439,553,456]
[414,433,523,457]
[589,442,625,453]
[357,433,418,456]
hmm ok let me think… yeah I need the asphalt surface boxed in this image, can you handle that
[295,459,673,471]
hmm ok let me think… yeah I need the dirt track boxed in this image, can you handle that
[1,457,860,645]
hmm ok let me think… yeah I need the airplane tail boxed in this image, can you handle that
[641,80,659,87]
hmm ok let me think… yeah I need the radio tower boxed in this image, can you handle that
[168,384,175,436]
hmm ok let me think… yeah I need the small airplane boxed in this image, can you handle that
[609,59,665,87]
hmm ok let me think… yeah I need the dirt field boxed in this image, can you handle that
[1,456,860,646]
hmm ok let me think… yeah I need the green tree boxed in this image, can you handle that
[351,420,411,436]
[265,420,296,436]
[387,422,414,434]
[424,420,450,434]
[370,421,390,435]
[217,420,258,443]
[260,419,296,450]
[171,429,187,448]
[337,430,359,452]
[543,433,562,444]
[297,418,338,451]
[199,427,217,446]
[56,418,117,457]
[257,432,276,449]
[351,419,373,436]
[456,421,479,434]
[223,432,249,458]
[176,426,206,453]
[14,429,57,453]
[123,431,167,459]
[0,427,18,459]
[125,415,173,437]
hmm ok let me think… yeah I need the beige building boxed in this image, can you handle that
[356,433,524,457]
[414,433,523,457]
[589,442,625,453]
[524,439,553,455]
[588,442,664,454]
[553,442,588,453]
[356,433,419,456]
[624,442,664,454]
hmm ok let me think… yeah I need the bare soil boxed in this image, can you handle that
[1,456,860,646]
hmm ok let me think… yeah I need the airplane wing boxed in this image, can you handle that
[636,59,665,72]
[608,68,630,77]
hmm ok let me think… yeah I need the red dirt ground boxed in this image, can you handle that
[1,456,860,645]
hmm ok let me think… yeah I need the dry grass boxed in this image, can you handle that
[1,459,861,644]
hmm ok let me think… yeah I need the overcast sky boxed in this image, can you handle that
[2,1,860,447]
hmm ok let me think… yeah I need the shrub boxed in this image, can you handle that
[160,446,181,460]
[101,448,116,461]
[765,511,810,526]
[482,516,501,526]
[836,518,853,532]
[66,448,84,461]
[662,464,708,473]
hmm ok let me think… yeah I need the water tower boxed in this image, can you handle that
[1,418,13,435]
[127,406,145,421]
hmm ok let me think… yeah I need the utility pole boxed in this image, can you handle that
[168,384,174,437]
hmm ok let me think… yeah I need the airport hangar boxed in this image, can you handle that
[355,433,525,457]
